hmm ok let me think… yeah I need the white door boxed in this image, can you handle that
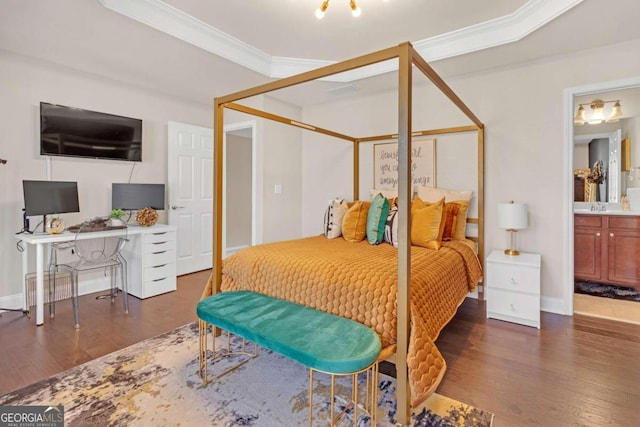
[168,122,214,275]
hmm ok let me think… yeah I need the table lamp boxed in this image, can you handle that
[498,200,528,256]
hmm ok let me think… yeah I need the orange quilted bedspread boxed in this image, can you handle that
[205,235,482,406]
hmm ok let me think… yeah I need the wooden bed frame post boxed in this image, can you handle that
[213,99,224,295]
[477,126,485,300]
[353,140,360,201]
[396,41,413,426]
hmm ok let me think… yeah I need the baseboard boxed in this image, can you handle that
[0,293,27,312]
[0,276,114,313]
[541,295,567,315]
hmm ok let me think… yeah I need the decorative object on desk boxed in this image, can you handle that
[109,209,126,227]
[45,217,65,234]
[67,217,126,233]
[136,207,158,227]
[497,200,528,256]
[0,323,494,426]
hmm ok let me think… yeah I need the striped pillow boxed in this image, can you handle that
[323,198,348,239]
[384,204,399,247]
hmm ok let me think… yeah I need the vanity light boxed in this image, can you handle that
[574,99,623,125]
[574,105,587,125]
[608,101,623,122]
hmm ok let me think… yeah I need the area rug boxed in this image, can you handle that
[575,281,640,302]
[0,323,493,426]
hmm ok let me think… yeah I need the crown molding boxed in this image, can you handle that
[413,0,584,62]
[99,0,583,83]
[98,0,272,75]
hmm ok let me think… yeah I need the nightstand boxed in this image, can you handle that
[486,250,541,329]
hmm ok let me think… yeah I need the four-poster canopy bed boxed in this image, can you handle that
[205,42,484,425]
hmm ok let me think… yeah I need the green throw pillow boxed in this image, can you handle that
[367,193,390,245]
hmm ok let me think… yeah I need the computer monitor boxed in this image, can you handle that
[112,183,165,211]
[23,180,80,216]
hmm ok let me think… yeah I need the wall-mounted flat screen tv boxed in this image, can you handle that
[40,102,142,161]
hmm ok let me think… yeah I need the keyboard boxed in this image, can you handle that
[67,224,127,233]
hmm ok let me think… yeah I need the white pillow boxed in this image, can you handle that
[323,198,348,239]
[417,187,472,203]
[369,188,398,200]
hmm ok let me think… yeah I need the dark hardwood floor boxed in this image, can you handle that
[1,271,639,426]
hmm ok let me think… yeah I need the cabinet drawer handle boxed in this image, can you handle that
[152,264,167,268]
[152,250,167,255]
[610,233,614,237]
[595,232,600,237]
[510,303,517,312]
[510,277,518,285]
[152,232,167,236]
[152,277,167,282]
[152,242,166,245]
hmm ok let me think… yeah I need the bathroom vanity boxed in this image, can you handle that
[574,211,640,291]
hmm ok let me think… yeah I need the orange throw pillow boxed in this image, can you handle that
[411,197,445,250]
[342,201,371,242]
[442,202,460,241]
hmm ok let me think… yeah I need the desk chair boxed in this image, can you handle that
[47,242,74,319]
[58,223,130,329]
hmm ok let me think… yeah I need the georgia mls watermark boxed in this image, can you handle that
[0,405,64,427]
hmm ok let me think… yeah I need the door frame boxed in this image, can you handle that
[563,76,640,315]
[223,120,261,255]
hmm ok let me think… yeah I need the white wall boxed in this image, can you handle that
[302,38,640,312]
[0,53,307,306]
[0,52,207,305]
[261,97,303,242]
[5,34,640,313]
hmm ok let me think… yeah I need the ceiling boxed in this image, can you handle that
[1,0,640,107]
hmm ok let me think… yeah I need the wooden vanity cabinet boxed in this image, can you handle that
[574,215,602,281]
[575,214,640,291]
[607,216,640,288]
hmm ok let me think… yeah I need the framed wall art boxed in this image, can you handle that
[373,138,436,191]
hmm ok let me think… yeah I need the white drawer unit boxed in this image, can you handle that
[124,225,178,299]
[486,250,541,329]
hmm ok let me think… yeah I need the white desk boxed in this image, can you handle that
[16,224,176,326]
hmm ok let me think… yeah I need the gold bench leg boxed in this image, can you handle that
[198,322,258,386]
[309,369,314,427]
[308,362,379,427]
[198,319,208,383]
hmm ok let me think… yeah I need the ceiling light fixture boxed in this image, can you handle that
[574,99,623,126]
[315,0,362,19]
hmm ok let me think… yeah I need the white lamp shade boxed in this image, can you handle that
[498,202,528,230]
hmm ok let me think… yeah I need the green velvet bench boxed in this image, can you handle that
[196,290,382,426]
